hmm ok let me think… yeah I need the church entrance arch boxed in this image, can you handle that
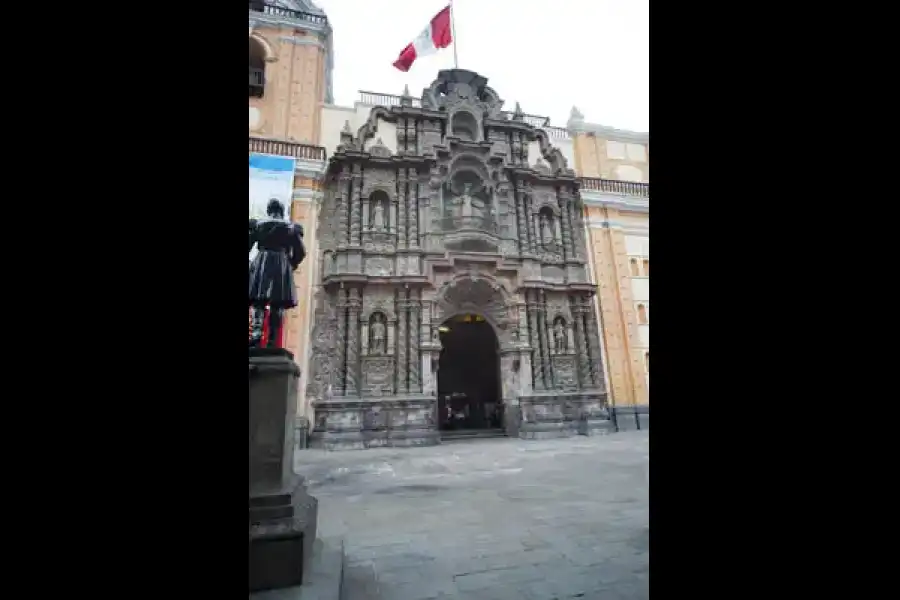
[436,313,502,433]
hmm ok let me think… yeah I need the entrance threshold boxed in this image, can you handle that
[440,428,507,442]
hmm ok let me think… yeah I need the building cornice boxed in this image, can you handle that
[569,122,649,143]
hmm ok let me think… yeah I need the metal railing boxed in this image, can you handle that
[249,137,326,161]
[578,178,649,198]
[249,1,328,26]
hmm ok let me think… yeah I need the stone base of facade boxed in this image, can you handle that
[610,405,650,432]
[309,395,440,450]
[517,389,612,439]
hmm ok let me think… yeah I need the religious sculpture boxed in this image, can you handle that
[554,319,567,353]
[453,181,486,220]
[541,213,555,246]
[372,200,385,230]
[248,199,306,348]
[369,313,386,355]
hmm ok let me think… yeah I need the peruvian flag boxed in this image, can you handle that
[393,5,453,72]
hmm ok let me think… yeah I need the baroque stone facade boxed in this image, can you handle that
[306,70,610,449]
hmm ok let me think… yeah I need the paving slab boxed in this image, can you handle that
[295,431,649,600]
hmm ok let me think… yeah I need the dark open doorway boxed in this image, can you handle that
[437,314,503,435]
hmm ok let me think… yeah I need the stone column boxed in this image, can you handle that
[420,298,434,395]
[572,198,586,260]
[559,191,574,258]
[526,188,539,255]
[409,292,421,393]
[537,290,553,388]
[582,295,603,387]
[345,288,361,396]
[515,188,528,255]
[409,168,419,249]
[335,289,348,395]
[570,299,590,388]
[526,291,544,391]
[338,168,350,248]
[396,295,408,395]
[350,165,362,246]
[398,169,407,249]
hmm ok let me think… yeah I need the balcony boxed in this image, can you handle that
[440,215,498,234]
[249,67,264,98]
[249,137,326,162]
[578,178,649,199]
[248,1,328,27]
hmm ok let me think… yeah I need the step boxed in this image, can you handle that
[440,428,508,442]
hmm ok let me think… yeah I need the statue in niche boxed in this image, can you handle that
[371,200,386,230]
[450,180,486,220]
[553,318,567,353]
[369,313,386,355]
[540,212,555,246]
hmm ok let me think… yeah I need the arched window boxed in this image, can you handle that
[629,258,640,276]
[450,110,479,141]
[637,303,647,324]
[368,190,390,231]
[249,38,266,98]
[642,259,649,277]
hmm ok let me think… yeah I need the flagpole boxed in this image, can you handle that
[450,0,459,68]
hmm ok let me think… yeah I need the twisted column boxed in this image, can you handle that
[526,291,544,390]
[335,289,349,394]
[397,169,407,249]
[396,296,409,394]
[409,294,421,393]
[582,296,603,387]
[526,188,539,255]
[559,190,574,259]
[515,188,528,255]
[409,168,419,249]
[337,168,350,248]
[570,298,590,388]
[537,289,553,388]
[350,165,362,246]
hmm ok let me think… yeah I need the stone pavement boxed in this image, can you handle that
[296,432,649,600]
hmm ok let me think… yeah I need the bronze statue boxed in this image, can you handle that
[249,199,306,349]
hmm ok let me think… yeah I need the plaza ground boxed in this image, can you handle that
[297,431,649,600]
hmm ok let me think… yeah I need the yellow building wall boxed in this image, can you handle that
[573,134,649,182]
[574,125,650,408]
[585,206,649,408]
[250,26,327,144]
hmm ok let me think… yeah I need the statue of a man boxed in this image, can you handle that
[369,314,386,354]
[248,199,306,348]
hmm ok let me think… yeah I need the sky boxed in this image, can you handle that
[312,0,649,132]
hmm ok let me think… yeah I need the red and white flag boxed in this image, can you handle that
[392,5,453,72]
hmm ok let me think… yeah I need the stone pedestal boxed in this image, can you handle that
[250,349,318,593]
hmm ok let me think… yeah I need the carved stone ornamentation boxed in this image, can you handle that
[310,69,610,449]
